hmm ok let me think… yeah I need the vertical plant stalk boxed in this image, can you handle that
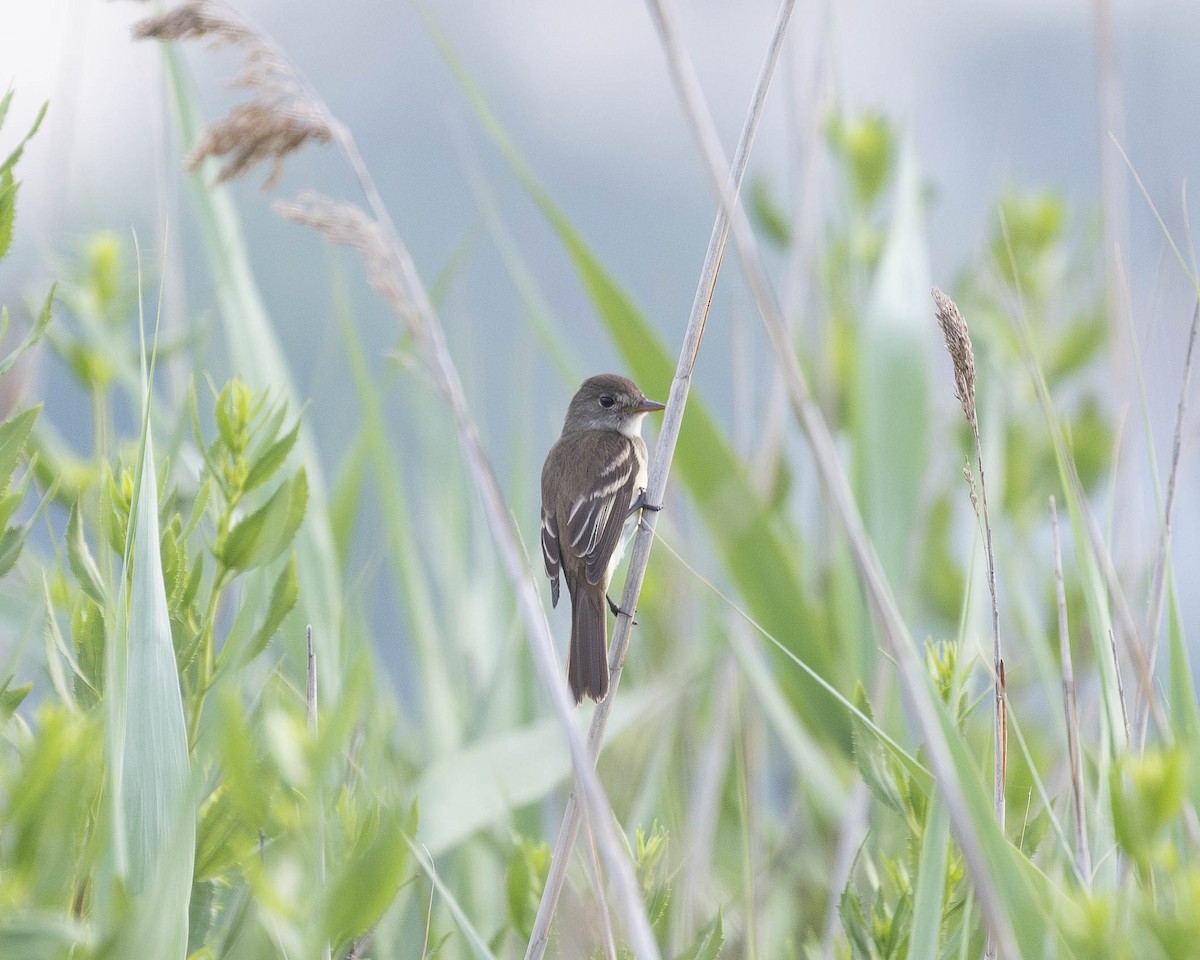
[933,288,1005,827]
[933,292,1007,957]
[522,4,797,955]
[1108,628,1131,743]
[1050,497,1091,884]
[134,3,656,955]
[1138,301,1200,742]
[645,0,1019,952]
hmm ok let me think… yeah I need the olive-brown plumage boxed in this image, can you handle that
[540,374,664,703]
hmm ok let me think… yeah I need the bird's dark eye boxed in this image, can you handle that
[599,395,615,408]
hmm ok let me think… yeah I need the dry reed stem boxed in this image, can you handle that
[645,0,1020,952]
[1050,497,1091,884]
[933,287,1006,960]
[523,3,797,953]
[1139,300,1200,743]
[136,4,660,955]
[933,286,1005,829]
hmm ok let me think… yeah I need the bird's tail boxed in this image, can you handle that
[568,585,609,704]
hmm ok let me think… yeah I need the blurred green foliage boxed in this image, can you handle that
[0,13,1196,955]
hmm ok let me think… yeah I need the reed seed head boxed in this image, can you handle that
[933,286,978,429]
[134,0,332,191]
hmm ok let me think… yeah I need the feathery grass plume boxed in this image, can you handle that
[134,1,331,190]
[933,287,977,429]
[135,6,662,954]
[272,193,417,336]
[933,285,1006,957]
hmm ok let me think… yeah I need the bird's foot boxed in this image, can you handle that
[628,488,663,518]
[606,593,637,625]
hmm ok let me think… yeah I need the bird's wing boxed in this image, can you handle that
[561,434,640,586]
[540,504,561,607]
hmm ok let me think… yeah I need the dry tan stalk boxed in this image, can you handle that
[644,0,1020,950]
[1139,300,1200,744]
[137,4,661,955]
[933,287,1007,960]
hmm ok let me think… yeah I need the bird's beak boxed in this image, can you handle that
[633,397,666,414]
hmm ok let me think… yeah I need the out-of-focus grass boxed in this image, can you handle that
[0,8,1199,958]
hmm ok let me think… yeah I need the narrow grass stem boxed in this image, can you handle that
[1138,300,1199,743]
[648,0,1020,950]
[970,422,1006,834]
[523,3,796,955]
[1051,497,1092,885]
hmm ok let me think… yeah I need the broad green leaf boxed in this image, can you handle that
[748,177,791,247]
[0,99,47,176]
[220,468,308,571]
[0,280,53,379]
[827,111,895,209]
[1046,308,1107,384]
[241,557,299,665]
[193,783,255,883]
[0,170,15,263]
[505,837,550,940]
[0,674,31,722]
[0,523,26,578]
[243,413,301,494]
[321,804,412,947]
[0,406,40,488]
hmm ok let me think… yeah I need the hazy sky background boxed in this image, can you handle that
[2,0,1199,674]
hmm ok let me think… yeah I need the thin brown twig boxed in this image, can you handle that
[1050,497,1091,885]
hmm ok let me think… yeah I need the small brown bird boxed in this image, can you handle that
[540,374,665,703]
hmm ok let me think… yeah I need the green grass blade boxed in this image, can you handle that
[854,140,931,605]
[336,299,461,754]
[904,791,948,960]
[119,426,195,956]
